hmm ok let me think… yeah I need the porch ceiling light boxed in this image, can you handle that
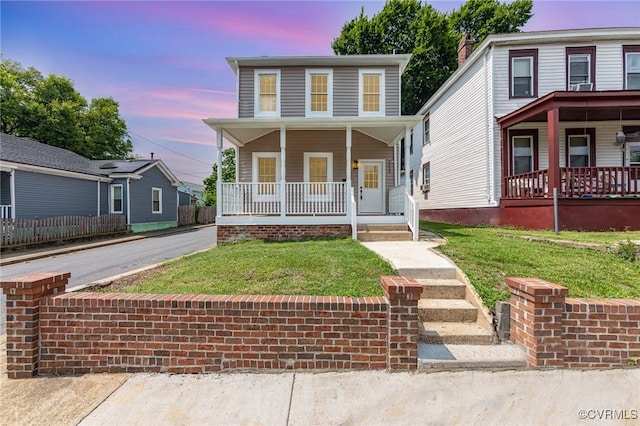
[351,160,360,170]
[615,131,626,146]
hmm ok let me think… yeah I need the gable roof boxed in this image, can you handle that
[1,132,103,176]
[418,27,640,115]
[0,133,181,186]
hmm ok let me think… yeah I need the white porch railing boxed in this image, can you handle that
[1,205,12,220]
[389,185,405,214]
[405,193,419,241]
[221,182,347,216]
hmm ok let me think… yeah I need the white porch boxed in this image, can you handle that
[203,116,422,240]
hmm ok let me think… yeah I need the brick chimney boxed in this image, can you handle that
[457,34,473,68]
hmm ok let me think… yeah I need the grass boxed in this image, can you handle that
[490,227,640,245]
[117,238,392,297]
[421,221,640,309]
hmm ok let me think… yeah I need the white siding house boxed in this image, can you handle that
[410,27,640,231]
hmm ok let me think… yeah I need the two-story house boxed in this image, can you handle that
[410,27,640,231]
[204,55,422,242]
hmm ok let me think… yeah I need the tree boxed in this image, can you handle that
[332,0,533,114]
[203,147,236,206]
[0,58,133,159]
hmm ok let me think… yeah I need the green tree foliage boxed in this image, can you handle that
[332,0,533,114]
[203,147,236,206]
[0,59,133,159]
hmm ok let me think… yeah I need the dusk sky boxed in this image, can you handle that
[2,1,639,185]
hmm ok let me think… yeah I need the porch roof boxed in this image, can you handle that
[497,90,640,128]
[202,116,423,147]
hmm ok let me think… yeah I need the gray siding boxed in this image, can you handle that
[128,166,177,224]
[281,67,305,117]
[237,64,401,118]
[99,181,109,215]
[178,191,192,206]
[14,170,99,219]
[1,171,11,205]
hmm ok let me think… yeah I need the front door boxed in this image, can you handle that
[626,142,640,193]
[358,160,384,214]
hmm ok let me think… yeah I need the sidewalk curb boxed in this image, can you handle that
[0,223,216,267]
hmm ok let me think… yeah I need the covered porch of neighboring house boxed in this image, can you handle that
[497,90,640,230]
[202,116,422,242]
[0,169,15,220]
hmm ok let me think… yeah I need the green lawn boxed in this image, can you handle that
[117,238,392,297]
[421,222,640,309]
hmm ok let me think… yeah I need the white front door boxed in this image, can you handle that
[358,160,384,214]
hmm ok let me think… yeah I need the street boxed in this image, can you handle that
[0,226,217,336]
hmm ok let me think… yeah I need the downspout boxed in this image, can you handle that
[126,178,131,227]
[97,180,101,217]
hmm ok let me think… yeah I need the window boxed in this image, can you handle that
[303,152,333,200]
[422,163,430,193]
[509,49,538,98]
[305,69,333,116]
[623,45,640,90]
[252,152,280,199]
[358,69,385,116]
[110,184,123,214]
[254,69,280,117]
[509,129,538,175]
[410,131,414,155]
[423,117,430,146]
[152,188,162,214]
[565,128,596,167]
[566,46,595,89]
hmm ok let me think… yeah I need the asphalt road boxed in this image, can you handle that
[0,226,217,290]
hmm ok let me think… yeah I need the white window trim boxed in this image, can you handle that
[512,136,534,175]
[423,117,430,146]
[625,52,640,90]
[152,187,162,214]
[305,69,333,117]
[252,152,281,201]
[303,152,333,202]
[568,134,591,167]
[568,53,591,85]
[511,56,533,97]
[254,69,281,118]
[110,184,123,214]
[358,69,386,117]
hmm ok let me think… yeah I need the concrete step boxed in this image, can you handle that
[357,231,413,242]
[357,224,409,232]
[419,321,495,345]
[417,278,466,299]
[418,299,478,323]
[418,343,527,370]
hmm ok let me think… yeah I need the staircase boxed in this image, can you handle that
[414,260,527,370]
[357,224,412,242]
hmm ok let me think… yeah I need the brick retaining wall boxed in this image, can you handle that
[508,277,640,368]
[1,273,421,378]
[217,224,351,243]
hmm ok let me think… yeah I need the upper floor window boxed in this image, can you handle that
[305,69,333,117]
[509,49,538,98]
[359,69,385,116]
[423,117,430,146]
[623,45,640,90]
[566,46,596,90]
[254,69,280,117]
[152,188,162,214]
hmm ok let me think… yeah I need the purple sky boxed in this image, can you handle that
[2,1,639,185]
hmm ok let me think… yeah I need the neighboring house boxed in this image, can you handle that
[410,27,640,231]
[203,55,422,242]
[178,181,205,205]
[0,133,181,232]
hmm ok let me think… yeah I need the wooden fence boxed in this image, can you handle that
[1,214,127,248]
[178,206,216,226]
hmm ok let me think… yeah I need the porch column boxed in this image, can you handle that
[216,128,223,219]
[404,126,411,194]
[280,125,286,218]
[547,108,561,192]
[346,124,352,187]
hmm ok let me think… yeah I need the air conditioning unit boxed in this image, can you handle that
[569,82,593,91]
[420,184,430,193]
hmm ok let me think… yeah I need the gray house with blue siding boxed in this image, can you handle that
[1,133,181,232]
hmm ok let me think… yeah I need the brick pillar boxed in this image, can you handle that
[381,276,423,370]
[1,272,69,378]
[507,277,568,368]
